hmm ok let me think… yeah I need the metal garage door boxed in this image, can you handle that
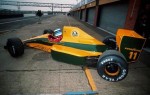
[81,9,86,21]
[98,2,129,34]
[87,7,95,25]
[74,11,80,19]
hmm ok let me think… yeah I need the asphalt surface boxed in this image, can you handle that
[0,15,150,95]
[0,15,52,33]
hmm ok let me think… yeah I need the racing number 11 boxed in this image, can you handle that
[129,52,138,60]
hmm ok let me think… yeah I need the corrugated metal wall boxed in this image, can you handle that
[78,11,81,19]
[74,11,81,19]
[87,7,95,25]
[81,9,86,21]
[98,2,129,34]
[70,1,132,35]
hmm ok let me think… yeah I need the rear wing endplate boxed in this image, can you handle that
[116,29,146,62]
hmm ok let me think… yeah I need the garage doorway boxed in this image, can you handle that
[134,0,150,48]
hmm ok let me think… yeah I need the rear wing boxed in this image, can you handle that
[116,29,146,62]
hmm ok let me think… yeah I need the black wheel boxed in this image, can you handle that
[103,36,117,50]
[6,38,24,57]
[97,50,128,82]
[43,29,54,34]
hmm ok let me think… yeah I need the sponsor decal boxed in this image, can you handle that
[71,31,78,37]
[100,58,113,65]
[116,69,126,81]
[125,47,141,52]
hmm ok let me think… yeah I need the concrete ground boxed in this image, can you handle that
[0,15,150,95]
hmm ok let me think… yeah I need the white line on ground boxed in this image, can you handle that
[0,17,37,25]
[98,27,116,36]
[66,15,71,26]
[0,29,18,36]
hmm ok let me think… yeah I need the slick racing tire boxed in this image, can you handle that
[97,50,128,82]
[43,29,54,34]
[6,38,24,57]
[103,36,117,50]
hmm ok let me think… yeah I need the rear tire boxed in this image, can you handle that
[103,36,117,50]
[97,50,128,82]
[43,29,54,34]
[6,38,24,57]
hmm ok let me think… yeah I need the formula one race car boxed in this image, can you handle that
[4,26,146,82]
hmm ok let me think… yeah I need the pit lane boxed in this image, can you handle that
[0,15,150,95]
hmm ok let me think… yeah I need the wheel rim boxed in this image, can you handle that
[104,63,120,76]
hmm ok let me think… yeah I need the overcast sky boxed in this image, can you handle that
[1,0,81,12]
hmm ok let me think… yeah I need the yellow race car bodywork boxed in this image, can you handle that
[23,26,146,65]
[24,26,107,65]
[5,26,146,82]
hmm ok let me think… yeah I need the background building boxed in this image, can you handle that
[70,0,150,47]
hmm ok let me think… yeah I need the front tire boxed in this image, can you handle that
[6,38,24,57]
[97,50,128,82]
